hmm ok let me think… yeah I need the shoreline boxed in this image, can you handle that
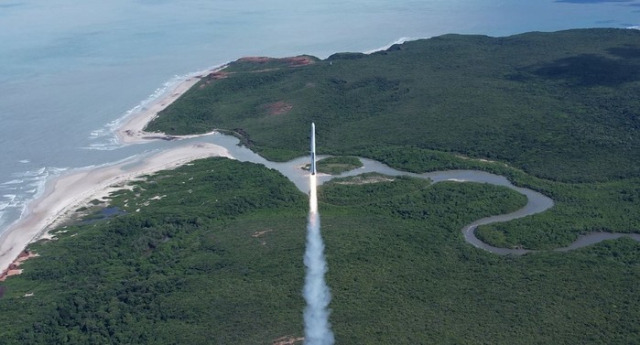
[0,65,234,275]
[116,64,227,144]
[4,36,640,277]
[0,142,233,275]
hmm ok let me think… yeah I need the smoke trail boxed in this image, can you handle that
[303,174,334,345]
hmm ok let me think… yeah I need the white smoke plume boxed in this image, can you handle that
[303,174,335,345]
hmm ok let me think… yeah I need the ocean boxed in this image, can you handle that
[0,0,638,234]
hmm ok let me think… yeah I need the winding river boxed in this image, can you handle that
[197,133,640,255]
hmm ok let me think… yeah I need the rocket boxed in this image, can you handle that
[310,122,317,175]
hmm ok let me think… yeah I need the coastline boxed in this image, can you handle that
[116,64,227,144]
[0,143,232,275]
[4,33,640,280]
[0,65,232,276]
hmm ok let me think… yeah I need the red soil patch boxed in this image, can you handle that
[238,56,315,67]
[272,336,304,345]
[200,71,231,88]
[263,101,293,116]
[283,56,315,67]
[0,250,39,282]
[207,71,230,80]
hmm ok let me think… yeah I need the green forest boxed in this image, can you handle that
[145,28,640,249]
[1,28,639,344]
[1,158,638,344]
[147,28,640,183]
[314,156,363,175]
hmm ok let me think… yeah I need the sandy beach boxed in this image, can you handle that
[116,64,226,144]
[0,142,233,275]
[0,67,232,276]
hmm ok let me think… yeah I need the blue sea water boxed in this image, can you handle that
[0,0,638,234]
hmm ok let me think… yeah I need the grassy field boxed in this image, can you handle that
[0,158,637,344]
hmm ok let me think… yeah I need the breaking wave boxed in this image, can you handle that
[0,166,69,235]
[86,63,229,151]
[364,37,414,54]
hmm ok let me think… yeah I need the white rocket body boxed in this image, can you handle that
[311,123,317,175]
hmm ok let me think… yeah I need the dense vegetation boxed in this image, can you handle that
[0,159,307,344]
[1,29,638,344]
[475,176,640,249]
[314,156,363,175]
[147,28,640,183]
[1,158,637,344]
[354,145,640,249]
[146,28,640,249]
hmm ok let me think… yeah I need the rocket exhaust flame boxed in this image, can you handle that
[303,124,334,345]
